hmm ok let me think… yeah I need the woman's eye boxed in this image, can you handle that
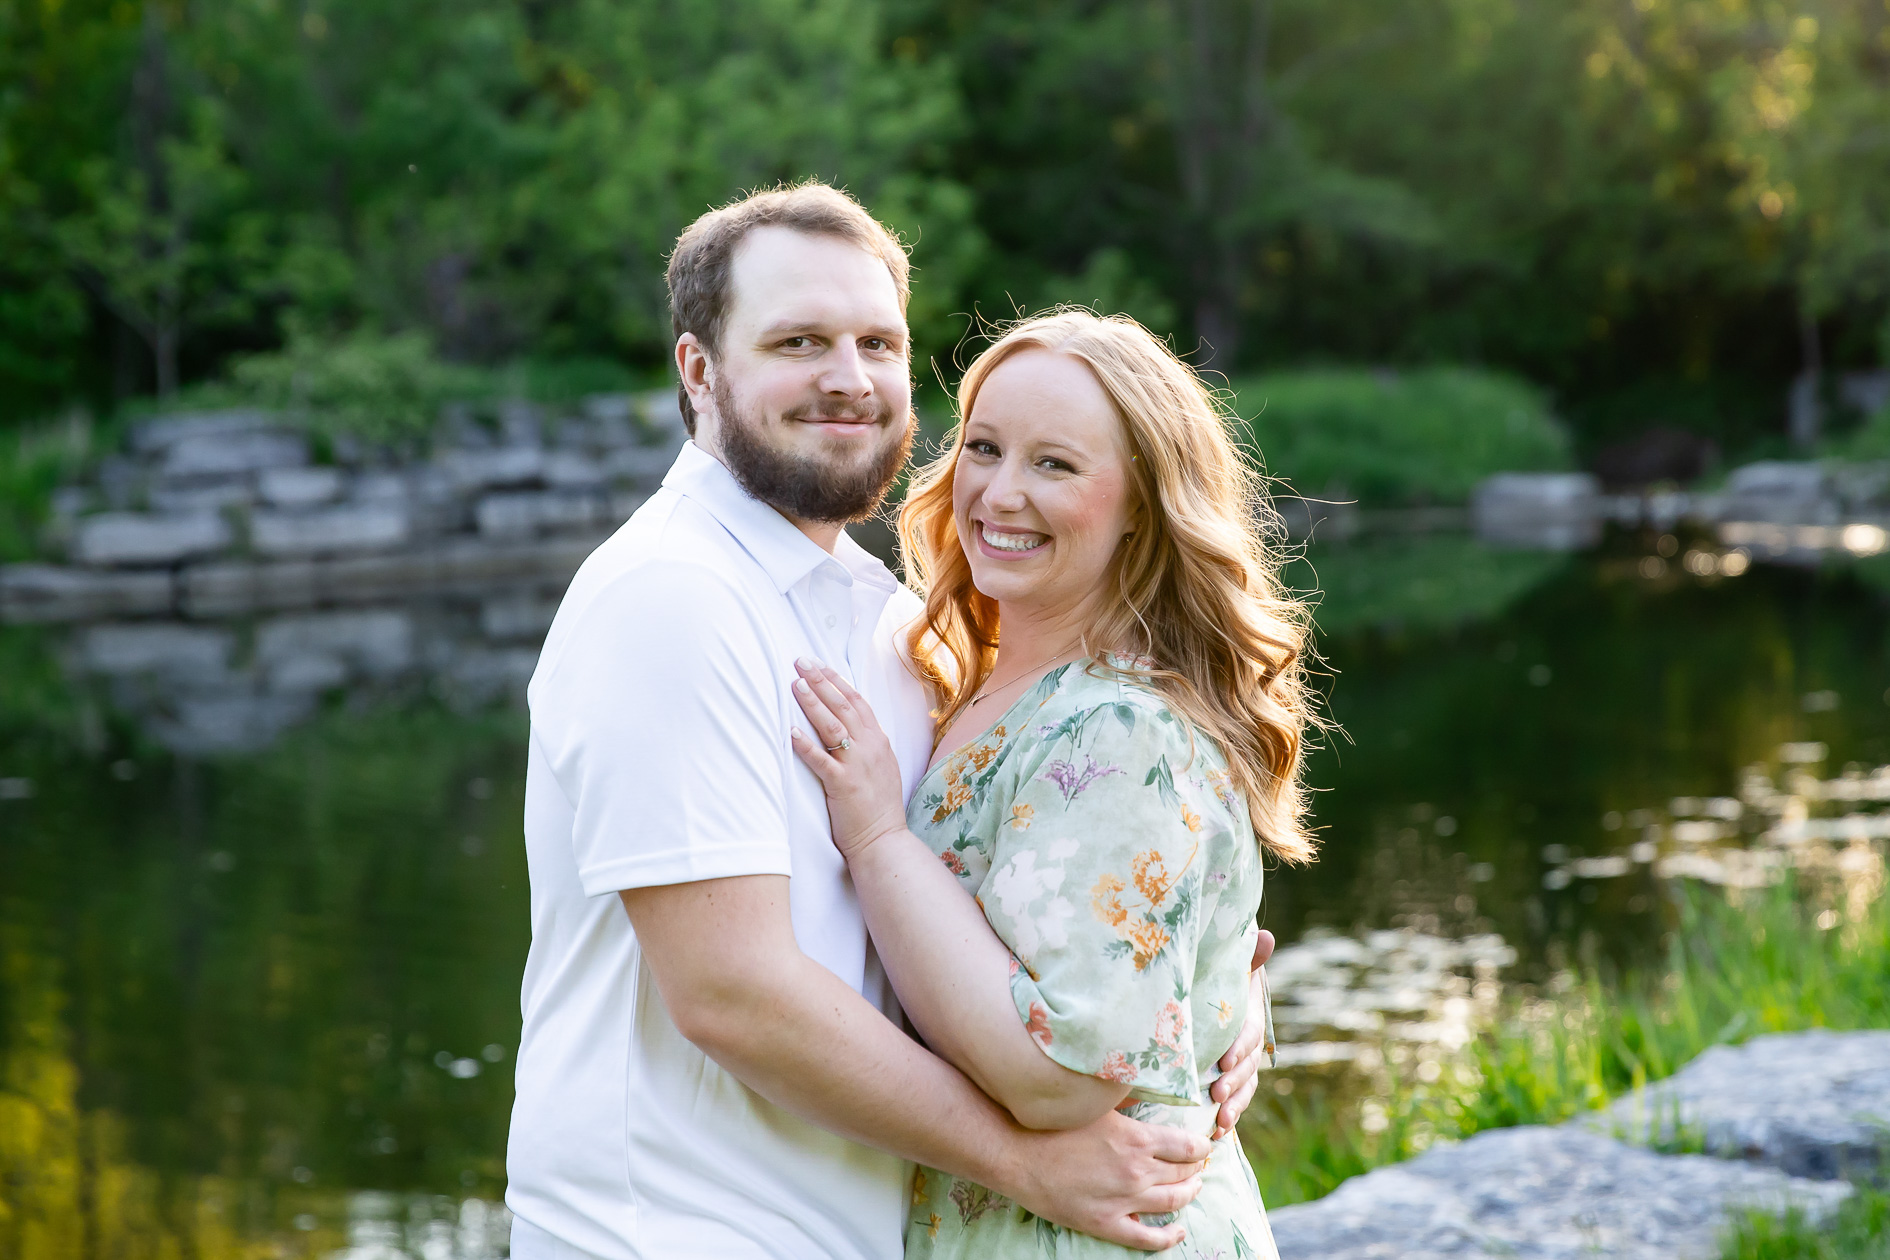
[1038,457,1072,472]
[968,440,999,457]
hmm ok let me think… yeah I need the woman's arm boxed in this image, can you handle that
[789,662,1131,1130]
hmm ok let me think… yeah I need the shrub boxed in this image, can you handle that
[0,415,95,563]
[1230,367,1571,507]
[224,328,492,449]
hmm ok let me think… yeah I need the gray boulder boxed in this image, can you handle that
[260,466,345,508]
[637,389,688,440]
[1267,1125,1847,1260]
[80,623,233,679]
[73,512,233,567]
[1595,1029,1890,1181]
[129,409,277,455]
[542,450,609,490]
[255,609,414,678]
[250,504,411,558]
[1721,461,1836,525]
[603,445,679,485]
[0,564,174,621]
[1472,473,1602,550]
[149,476,256,514]
[475,491,602,540]
[161,428,307,479]
[439,446,544,492]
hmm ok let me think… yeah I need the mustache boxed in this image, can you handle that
[781,398,897,425]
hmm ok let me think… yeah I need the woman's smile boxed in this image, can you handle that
[976,521,1050,556]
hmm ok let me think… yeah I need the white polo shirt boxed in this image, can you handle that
[507,441,936,1260]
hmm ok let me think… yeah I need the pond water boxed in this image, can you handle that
[5,525,1890,1257]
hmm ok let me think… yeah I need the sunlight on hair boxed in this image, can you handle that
[898,309,1324,864]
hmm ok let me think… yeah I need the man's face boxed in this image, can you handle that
[692,227,914,524]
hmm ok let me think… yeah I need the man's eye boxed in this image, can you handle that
[863,338,885,351]
[782,336,811,348]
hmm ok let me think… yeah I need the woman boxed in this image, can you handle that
[787,310,1317,1257]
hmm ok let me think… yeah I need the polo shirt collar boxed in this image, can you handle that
[663,441,895,596]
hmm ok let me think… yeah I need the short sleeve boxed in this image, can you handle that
[976,703,1214,1104]
[531,561,792,896]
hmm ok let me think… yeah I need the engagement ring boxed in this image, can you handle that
[825,738,853,752]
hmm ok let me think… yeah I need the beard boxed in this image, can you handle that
[712,374,913,524]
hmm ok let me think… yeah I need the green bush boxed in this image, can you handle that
[224,328,493,449]
[1231,367,1571,507]
[0,415,95,563]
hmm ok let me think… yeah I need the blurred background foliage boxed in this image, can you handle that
[4,0,1889,460]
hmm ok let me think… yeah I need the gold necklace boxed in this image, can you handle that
[970,642,1086,706]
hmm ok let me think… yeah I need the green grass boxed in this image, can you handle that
[1721,1185,1890,1260]
[1245,883,1890,1211]
[1231,366,1572,508]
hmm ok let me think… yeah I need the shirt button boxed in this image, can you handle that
[826,615,837,628]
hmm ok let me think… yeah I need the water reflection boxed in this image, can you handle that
[5,529,1890,1253]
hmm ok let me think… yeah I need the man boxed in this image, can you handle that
[506,183,1272,1260]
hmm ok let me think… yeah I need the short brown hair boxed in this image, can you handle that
[666,183,911,434]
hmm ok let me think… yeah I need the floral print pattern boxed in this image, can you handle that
[904,659,1277,1259]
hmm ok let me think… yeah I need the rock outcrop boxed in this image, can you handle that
[1267,1124,1848,1260]
[2,394,687,624]
[1267,1029,1887,1259]
[1595,1029,1890,1181]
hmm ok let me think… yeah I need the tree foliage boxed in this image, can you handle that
[3,0,1888,451]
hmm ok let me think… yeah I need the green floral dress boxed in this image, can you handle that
[904,660,1279,1260]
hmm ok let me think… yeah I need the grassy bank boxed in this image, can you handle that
[1243,882,1890,1250]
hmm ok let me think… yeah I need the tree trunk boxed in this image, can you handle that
[1789,306,1823,448]
[135,3,176,394]
[1168,0,1273,373]
[155,322,180,397]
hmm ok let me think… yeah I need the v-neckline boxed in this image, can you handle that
[920,662,1075,781]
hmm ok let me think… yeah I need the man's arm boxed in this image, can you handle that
[620,874,1209,1252]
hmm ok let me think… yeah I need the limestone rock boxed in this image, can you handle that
[251,504,411,558]
[439,446,544,492]
[1721,461,1836,525]
[129,409,277,455]
[73,512,233,567]
[255,609,415,679]
[0,564,174,621]
[1472,473,1602,551]
[161,428,307,479]
[149,475,256,514]
[1594,1029,1890,1181]
[475,491,602,540]
[260,466,345,508]
[542,450,609,490]
[1266,1125,1847,1260]
[80,622,233,680]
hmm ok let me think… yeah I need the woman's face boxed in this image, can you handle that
[952,349,1138,626]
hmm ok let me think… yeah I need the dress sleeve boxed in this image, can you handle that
[975,702,1215,1104]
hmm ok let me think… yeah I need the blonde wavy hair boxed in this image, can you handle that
[899,310,1319,864]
